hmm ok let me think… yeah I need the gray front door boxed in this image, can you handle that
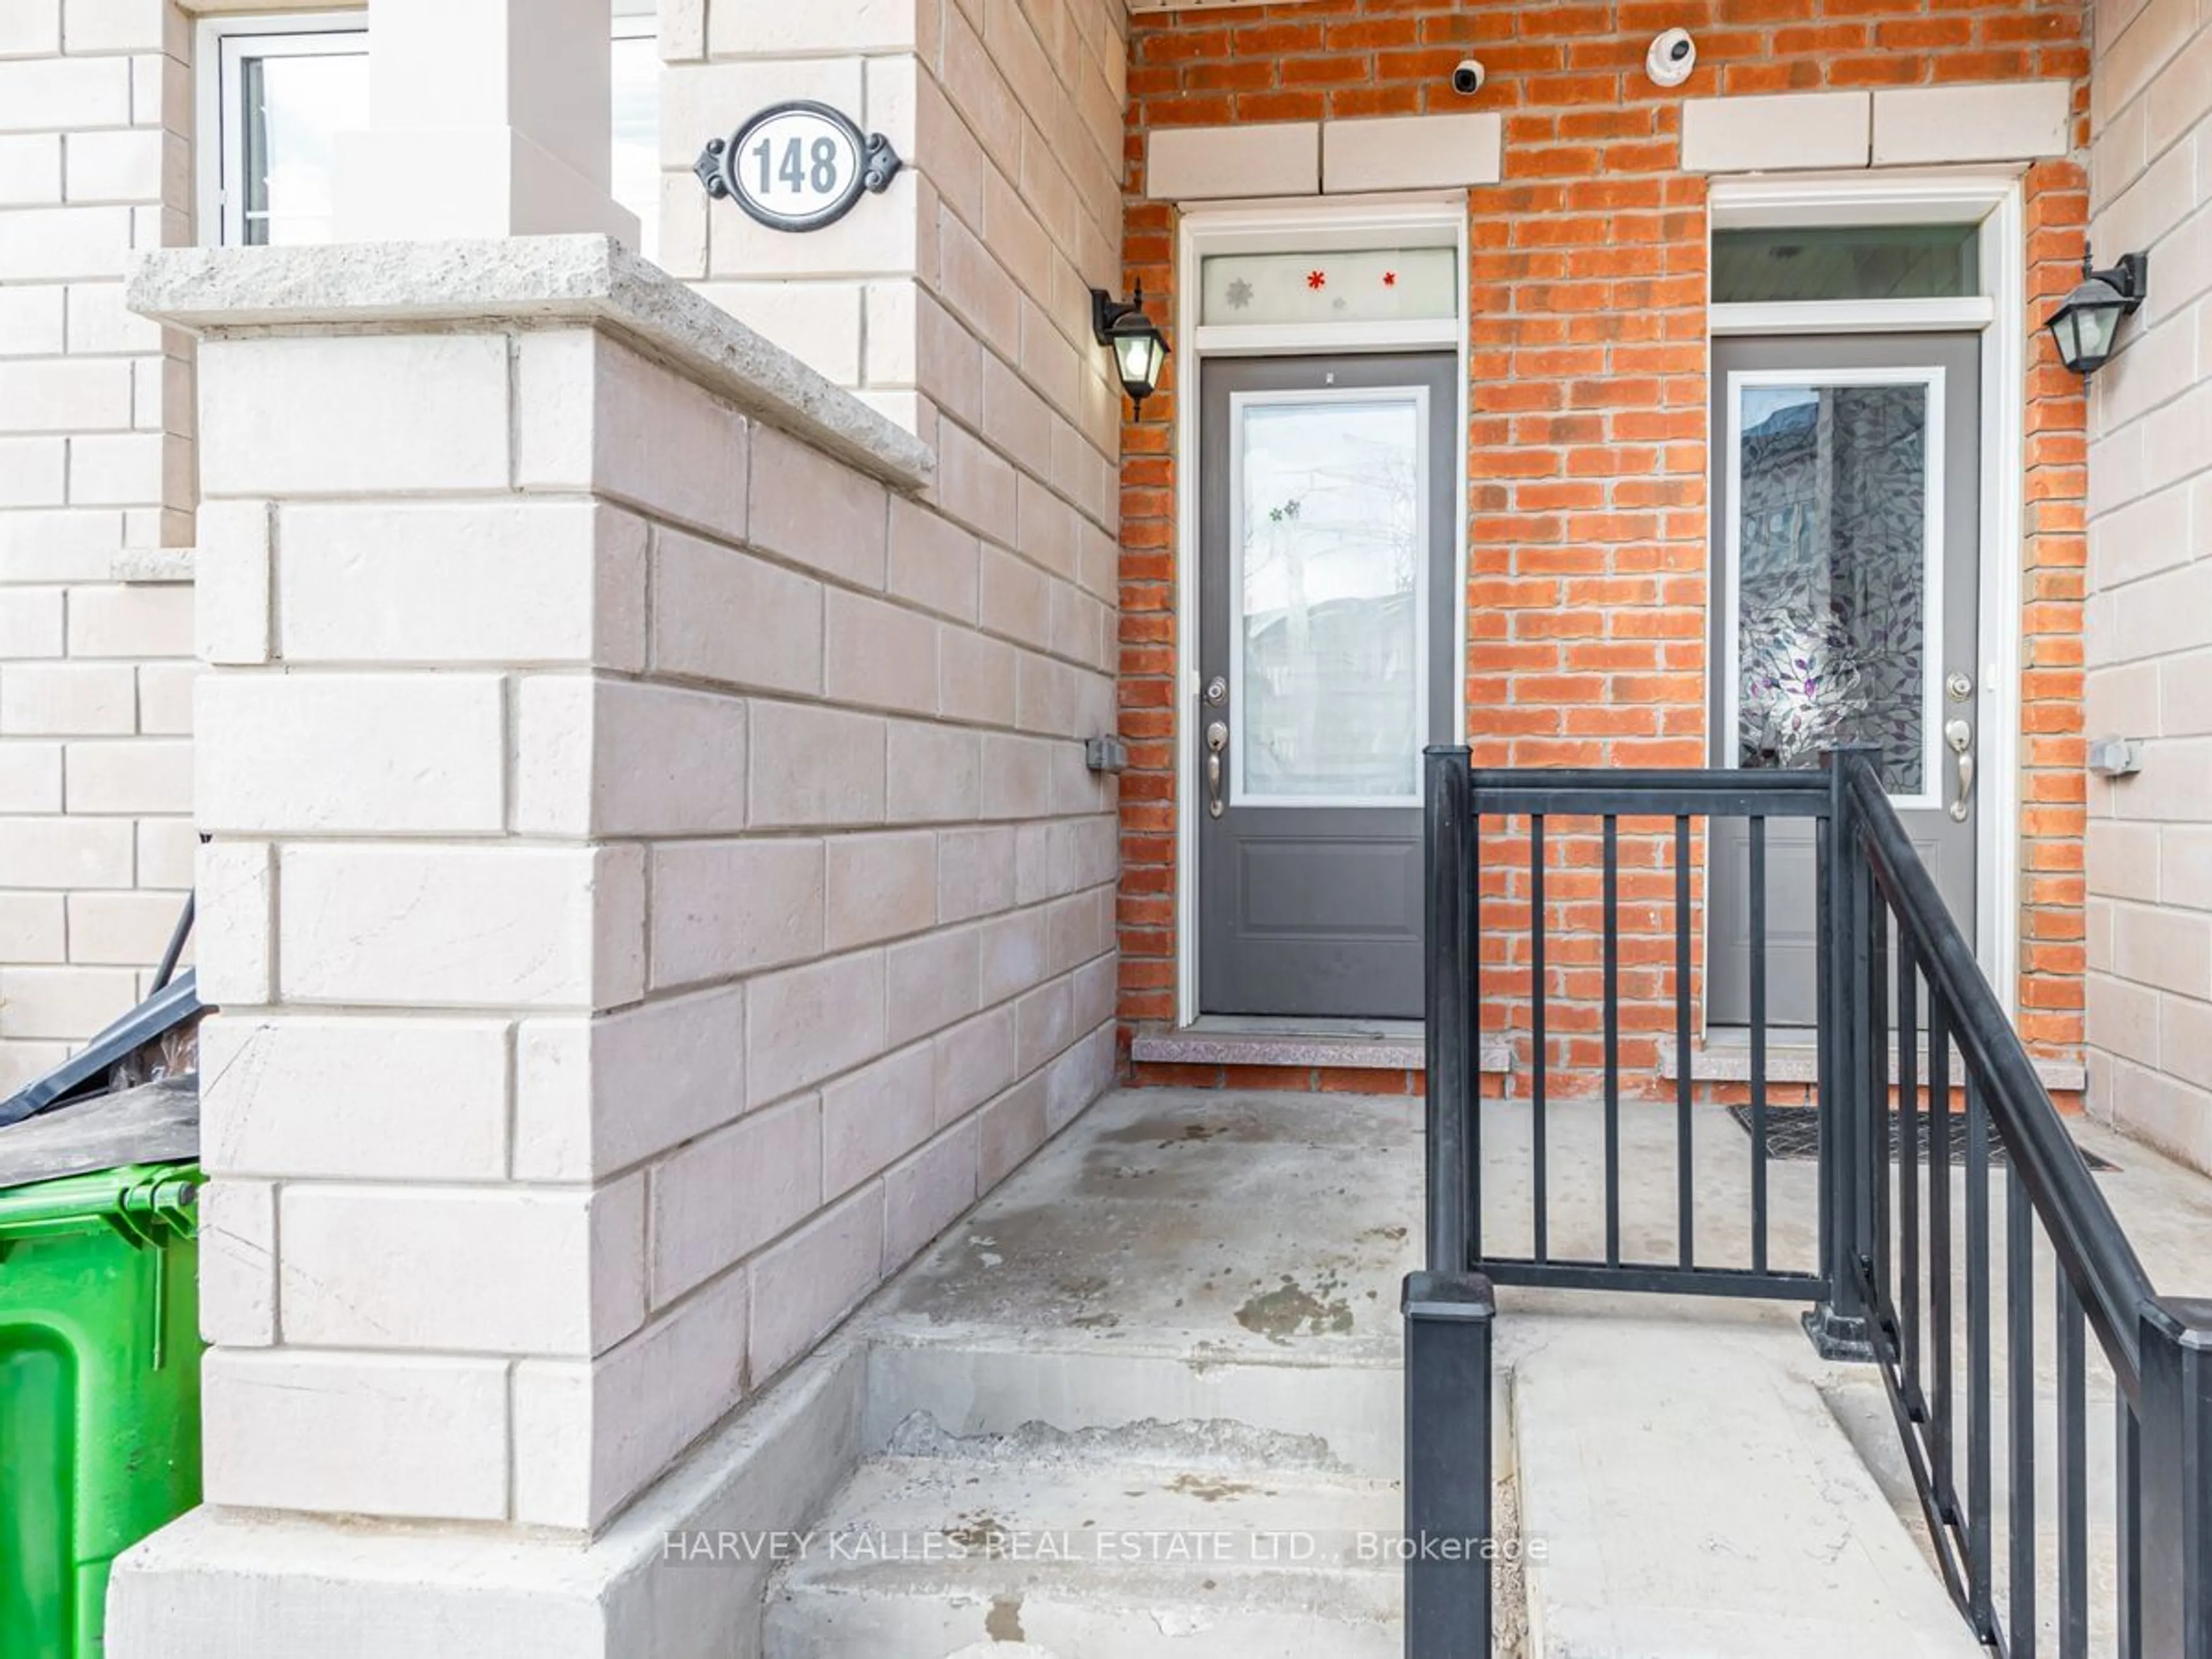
[1196,354,1457,1018]
[1709,334,1983,1026]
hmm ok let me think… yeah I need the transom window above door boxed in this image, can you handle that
[1200,249,1457,327]
[1713,224,1981,304]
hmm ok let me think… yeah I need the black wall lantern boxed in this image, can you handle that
[2047,249,2149,377]
[1091,283,1169,417]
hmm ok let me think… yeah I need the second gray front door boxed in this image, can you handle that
[1707,332,1984,1026]
[1196,353,1457,1019]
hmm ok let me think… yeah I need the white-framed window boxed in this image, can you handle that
[198,12,369,248]
[198,7,662,257]
[610,0,661,260]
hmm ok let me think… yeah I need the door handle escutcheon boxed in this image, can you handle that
[1205,720,1228,819]
[1945,717,1974,823]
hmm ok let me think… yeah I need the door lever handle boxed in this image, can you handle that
[1945,718,1974,823]
[1205,720,1228,819]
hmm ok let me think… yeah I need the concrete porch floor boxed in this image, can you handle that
[774,1085,2210,1658]
[114,1082,2202,1659]
[773,1087,1424,1658]
[778,1092,2212,1659]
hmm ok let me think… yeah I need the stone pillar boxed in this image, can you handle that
[117,229,1119,1658]
[336,0,639,244]
[115,236,1015,1657]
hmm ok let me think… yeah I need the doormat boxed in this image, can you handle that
[1725,1104,2118,1172]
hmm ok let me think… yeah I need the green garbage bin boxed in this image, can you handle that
[0,1163,201,1659]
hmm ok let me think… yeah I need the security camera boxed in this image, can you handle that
[1645,28,1696,87]
[1450,59,1486,96]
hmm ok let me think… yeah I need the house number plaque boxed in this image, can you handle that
[694,101,902,233]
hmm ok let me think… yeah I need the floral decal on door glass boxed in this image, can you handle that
[1199,249,1456,325]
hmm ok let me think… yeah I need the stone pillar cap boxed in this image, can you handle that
[128,235,934,490]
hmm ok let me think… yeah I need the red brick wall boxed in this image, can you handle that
[2018,162,2092,1058]
[1115,0,2089,1091]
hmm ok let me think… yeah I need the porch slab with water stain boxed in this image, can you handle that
[869,1088,1425,1369]
[822,1085,2200,1656]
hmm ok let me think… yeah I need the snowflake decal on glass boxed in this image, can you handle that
[1306,270,1327,290]
[1224,278,1253,310]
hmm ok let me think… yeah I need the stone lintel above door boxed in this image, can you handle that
[1680,81,2071,175]
[1146,112,1504,201]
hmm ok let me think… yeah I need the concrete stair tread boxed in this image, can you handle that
[763,1442,1403,1658]
[1510,1320,1986,1658]
[863,1315,1407,1368]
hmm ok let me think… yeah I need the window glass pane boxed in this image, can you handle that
[222,26,655,256]
[1735,381,1930,794]
[1202,249,1456,326]
[610,29,661,262]
[1234,395,1425,804]
[1713,225,1979,304]
[240,47,368,247]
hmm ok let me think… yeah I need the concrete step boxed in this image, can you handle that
[761,1412,1403,1659]
[1506,1318,1984,1658]
[859,1332,1405,1479]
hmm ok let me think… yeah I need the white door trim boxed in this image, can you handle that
[1707,167,2029,1021]
[1711,297,1996,335]
[1173,194,1471,1028]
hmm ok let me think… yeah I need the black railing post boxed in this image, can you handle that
[1806,746,1874,1359]
[1424,745,1475,1273]
[2138,1296,2212,1658]
[1412,751,1493,1657]
[1403,1270,1495,1659]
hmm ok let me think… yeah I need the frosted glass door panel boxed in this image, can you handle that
[1730,377,1939,799]
[1231,392,1427,806]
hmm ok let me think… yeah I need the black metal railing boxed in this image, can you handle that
[1835,750,2212,1658]
[1425,751,1839,1305]
[1406,744,2212,1659]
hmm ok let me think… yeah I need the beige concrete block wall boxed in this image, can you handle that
[2083,0,2212,1169]
[0,0,1130,1101]
[152,244,1119,1536]
[0,0,198,1094]
[662,0,1128,579]
[654,5,922,403]
[902,0,1129,570]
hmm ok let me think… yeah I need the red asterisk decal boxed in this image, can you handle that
[1306,270,1327,289]
[1382,270,1398,286]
